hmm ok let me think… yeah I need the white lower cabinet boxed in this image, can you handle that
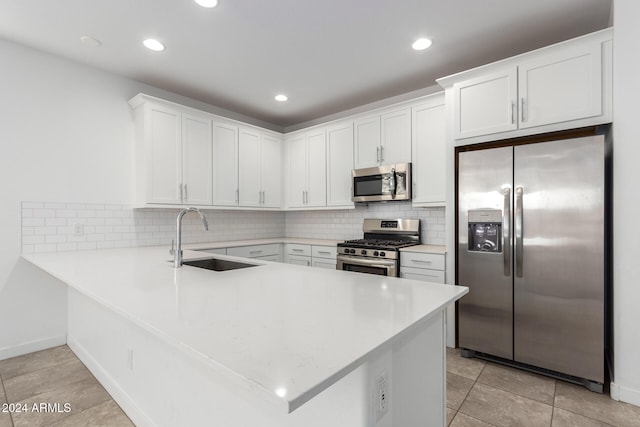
[284,244,337,269]
[311,245,337,270]
[284,244,312,266]
[400,251,445,284]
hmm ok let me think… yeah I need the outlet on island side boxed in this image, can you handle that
[374,370,389,423]
[72,222,84,236]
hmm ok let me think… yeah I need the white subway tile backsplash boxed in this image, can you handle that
[22,201,445,254]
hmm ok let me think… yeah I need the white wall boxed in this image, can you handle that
[0,40,139,358]
[612,0,640,406]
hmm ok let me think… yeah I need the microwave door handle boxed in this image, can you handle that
[389,168,396,199]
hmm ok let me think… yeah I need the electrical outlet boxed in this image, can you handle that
[374,370,389,422]
[72,223,84,236]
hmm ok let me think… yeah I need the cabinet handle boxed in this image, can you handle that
[179,184,183,202]
[380,146,384,163]
[292,248,304,252]
[511,102,516,124]
[521,98,527,123]
[235,189,239,203]
[410,259,432,264]
[376,146,380,163]
[184,184,188,202]
[250,250,263,255]
[317,251,331,255]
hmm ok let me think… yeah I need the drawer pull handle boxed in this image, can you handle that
[411,259,432,264]
[249,250,263,255]
[317,251,332,255]
[292,249,304,252]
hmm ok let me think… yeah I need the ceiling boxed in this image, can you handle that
[0,0,612,131]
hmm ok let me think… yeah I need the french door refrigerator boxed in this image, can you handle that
[456,129,609,392]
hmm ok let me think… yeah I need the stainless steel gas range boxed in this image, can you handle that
[336,218,420,277]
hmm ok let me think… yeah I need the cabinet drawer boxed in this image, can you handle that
[400,266,445,284]
[311,245,337,260]
[227,244,281,259]
[285,243,312,257]
[400,252,445,270]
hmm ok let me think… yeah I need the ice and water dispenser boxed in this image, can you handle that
[467,209,502,253]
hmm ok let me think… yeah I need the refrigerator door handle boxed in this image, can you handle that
[515,186,524,277]
[503,187,511,276]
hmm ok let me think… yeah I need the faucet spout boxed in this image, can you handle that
[174,207,209,268]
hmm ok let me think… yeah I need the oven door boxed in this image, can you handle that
[336,254,397,277]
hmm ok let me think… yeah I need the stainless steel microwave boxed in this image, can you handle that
[352,163,412,202]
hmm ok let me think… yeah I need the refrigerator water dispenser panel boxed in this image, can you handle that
[468,209,502,253]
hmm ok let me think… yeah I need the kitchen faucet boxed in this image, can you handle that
[171,207,209,268]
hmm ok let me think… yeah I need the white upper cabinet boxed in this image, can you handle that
[412,94,446,207]
[453,68,518,139]
[238,127,282,208]
[212,120,239,206]
[286,130,327,208]
[354,108,411,168]
[354,116,380,168]
[146,104,182,204]
[130,95,213,206]
[381,108,412,164]
[326,121,354,207]
[517,41,602,129]
[260,134,282,208]
[439,28,612,144]
[182,112,213,206]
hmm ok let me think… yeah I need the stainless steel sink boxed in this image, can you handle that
[182,258,258,272]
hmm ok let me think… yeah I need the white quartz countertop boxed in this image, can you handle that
[23,246,466,413]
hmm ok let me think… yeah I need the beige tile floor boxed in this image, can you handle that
[446,348,640,426]
[1,345,639,426]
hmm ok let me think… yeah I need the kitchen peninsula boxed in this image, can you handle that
[23,246,467,427]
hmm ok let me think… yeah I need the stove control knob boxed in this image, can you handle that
[361,250,367,255]
[373,251,379,257]
[379,251,386,257]
[346,249,353,254]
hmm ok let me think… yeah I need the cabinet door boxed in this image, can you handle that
[354,115,381,168]
[238,128,261,207]
[287,135,307,207]
[260,134,282,208]
[381,108,411,164]
[326,122,354,207]
[212,121,239,206]
[306,130,327,207]
[312,259,336,270]
[147,105,182,204]
[453,67,518,139]
[286,254,311,266]
[518,42,602,129]
[412,99,446,206]
[182,113,212,205]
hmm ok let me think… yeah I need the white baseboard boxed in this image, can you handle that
[610,381,640,407]
[0,335,66,361]
[67,334,155,427]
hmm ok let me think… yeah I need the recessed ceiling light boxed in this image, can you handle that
[143,39,165,52]
[412,38,432,51]
[275,94,288,102]
[80,36,101,47]
[194,0,219,7]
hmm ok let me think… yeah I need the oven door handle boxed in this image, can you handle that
[337,255,396,268]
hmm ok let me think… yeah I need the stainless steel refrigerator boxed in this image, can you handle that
[456,129,609,392]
